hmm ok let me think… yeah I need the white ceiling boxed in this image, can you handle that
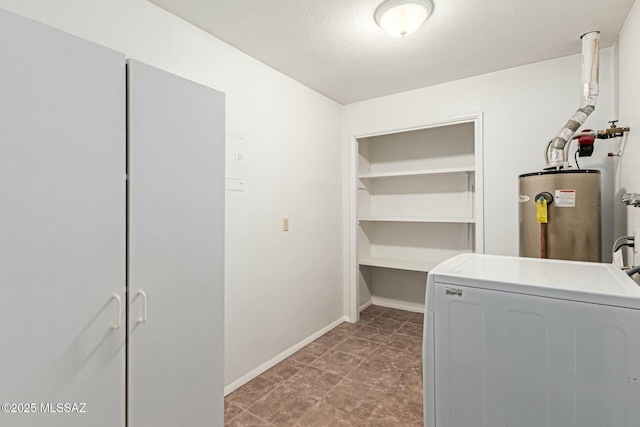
[147,0,635,104]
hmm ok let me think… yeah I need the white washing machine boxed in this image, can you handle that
[423,253,640,427]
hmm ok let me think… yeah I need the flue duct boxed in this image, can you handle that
[545,31,600,169]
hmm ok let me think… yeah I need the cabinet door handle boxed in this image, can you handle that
[111,294,122,330]
[136,290,147,324]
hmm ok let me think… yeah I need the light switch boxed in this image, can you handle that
[283,218,289,232]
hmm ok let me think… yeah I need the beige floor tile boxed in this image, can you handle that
[334,336,380,358]
[361,305,385,316]
[406,351,423,371]
[357,311,379,323]
[368,345,417,370]
[314,322,360,348]
[367,392,423,426]
[314,333,348,348]
[332,322,363,336]
[285,366,342,400]
[225,410,273,426]
[289,342,332,365]
[224,400,244,423]
[346,359,404,390]
[379,307,415,321]
[407,312,425,325]
[311,350,364,377]
[261,359,307,384]
[385,333,423,353]
[388,369,424,404]
[398,321,423,337]
[226,376,278,410]
[324,377,388,419]
[229,305,425,426]
[367,316,404,332]
[248,385,316,426]
[351,326,394,344]
[294,401,376,427]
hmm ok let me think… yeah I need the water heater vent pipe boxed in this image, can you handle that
[545,31,600,169]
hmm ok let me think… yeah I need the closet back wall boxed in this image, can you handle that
[0,0,344,390]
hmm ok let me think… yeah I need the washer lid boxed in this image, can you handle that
[428,253,640,309]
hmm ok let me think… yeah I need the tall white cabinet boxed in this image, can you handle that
[128,60,225,426]
[0,9,126,427]
[0,9,224,427]
[353,117,483,315]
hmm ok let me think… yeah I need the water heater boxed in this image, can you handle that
[519,170,601,262]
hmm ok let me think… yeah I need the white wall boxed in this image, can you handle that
[344,49,617,306]
[615,0,640,270]
[0,0,344,390]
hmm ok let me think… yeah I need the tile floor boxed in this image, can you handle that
[224,305,424,426]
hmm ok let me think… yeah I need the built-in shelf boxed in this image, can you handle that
[358,166,475,180]
[353,117,483,317]
[358,257,440,272]
[358,216,476,224]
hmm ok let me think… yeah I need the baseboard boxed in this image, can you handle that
[371,296,425,313]
[359,299,372,312]
[224,315,350,396]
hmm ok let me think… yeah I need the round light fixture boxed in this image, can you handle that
[374,0,434,38]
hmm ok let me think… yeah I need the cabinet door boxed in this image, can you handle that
[0,10,126,427]
[127,60,225,427]
[433,283,640,427]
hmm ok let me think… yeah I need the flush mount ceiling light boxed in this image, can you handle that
[375,0,434,38]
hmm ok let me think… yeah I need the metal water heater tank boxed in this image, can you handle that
[519,170,601,262]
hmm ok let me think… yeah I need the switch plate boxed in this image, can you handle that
[283,218,289,232]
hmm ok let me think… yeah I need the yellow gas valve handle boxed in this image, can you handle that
[536,197,548,224]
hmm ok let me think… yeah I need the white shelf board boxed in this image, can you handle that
[358,166,475,179]
[359,257,439,272]
[358,216,476,224]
